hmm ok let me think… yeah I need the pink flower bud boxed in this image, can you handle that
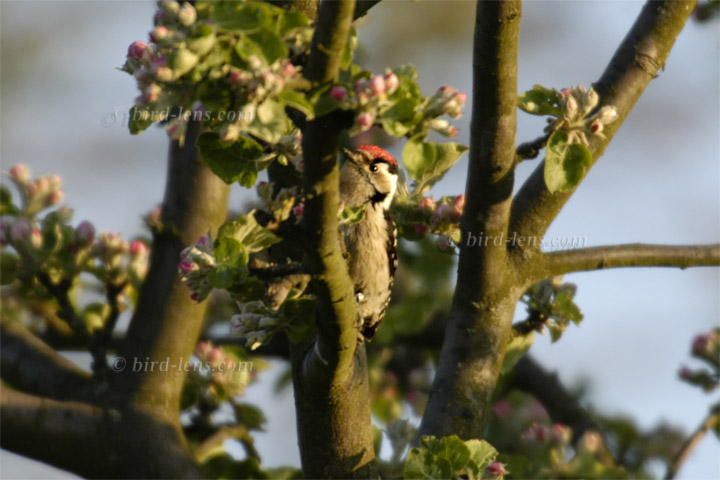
[579,431,602,453]
[9,164,30,185]
[47,190,64,205]
[130,240,148,256]
[75,221,95,245]
[282,62,296,78]
[178,259,198,274]
[208,348,224,365]
[565,97,577,115]
[485,462,508,476]
[384,73,399,94]
[195,341,211,358]
[454,91,467,105]
[30,228,43,249]
[330,86,348,102]
[177,4,197,26]
[127,41,147,59]
[356,112,374,130]
[293,204,304,218]
[353,78,367,93]
[432,203,452,224]
[33,177,49,194]
[197,235,210,247]
[368,75,386,95]
[438,85,454,99]
[413,223,428,236]
[190,291,200,301]
[551,423,571,445]
[452,194,466,212]
[10,219,32,242]
[154,10,168,24]
[150,25,169,43]
[492,399,512,418]
[590,120,603,134]
[560,87,572,97]
[418,197,436,214]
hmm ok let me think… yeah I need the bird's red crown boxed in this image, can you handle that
[357,145,397,166]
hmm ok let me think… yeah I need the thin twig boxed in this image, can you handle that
[516,133,551,162]
[664,405,720,480]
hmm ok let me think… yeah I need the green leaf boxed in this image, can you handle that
[308,85,340,117]
[207,265,246,289]
[339,204,366,225]
[276,10,309,35]
[465,439,498,475]
[249,29,288,65]
[500,332,534,375]
[340,27,358,70]
[281,297,316,343]
[405,435,498,480]
[0,186,18,215]
[217,213,281,254]
[188,28,216,56]
[544,130,593,193]
[170,48,199,79]
[200,454,267,480]
[128,106,154,135]
[245,99,291,144]
[403,135,436,179]
[263,467,302,480]
[0,252,18,285]
[208,1,270,31]
[518,84,562,116]
[213,237,248,265]
[197,132,263,186]
[277,89,314,120]
[233,402,267,431]
[380,99,418,136]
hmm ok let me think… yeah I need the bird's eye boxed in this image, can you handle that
[369,164,379,172]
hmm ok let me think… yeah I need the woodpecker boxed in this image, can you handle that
[340,145,399,344]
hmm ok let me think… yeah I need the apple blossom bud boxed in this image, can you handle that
[197,235,210,247]
[384,73,399,94]
[492,399,512,418]
[150,25,169,43]
[178,259,198,274]
[154,10,168,25]
[356,112,374,130]
[47,190,64,205]
[75,221,95,245]
[590,120,603,134]
[190,291,199,301]
[679,366,693,380]
[579,431,602,453]
[9,164,30,185]
[452,194,466,212]
[177,3,197,26]
[597,106,619,124]
[583,88,599,111]
[368,75,386,95]
[130,240,148,256]
[485,462,508,476]
[30,228,43,249]
[418,196,436,214]
[282,62,296,78]
[560,87,572,97]
[353,78,367,93]
[413,223,428,236]
[330,86,348,101]
[208,348,224,365]
[564,97,577,116]
[127,41,147,59]
[293,203,304,218]
[454,91,467,105]
[10,219,32,242]
[195,341,211,357]
[551,423,571,445]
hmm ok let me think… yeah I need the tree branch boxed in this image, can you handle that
[0,387,107,477]
[539,243,720,279]
[290,1,379,477]
[0,321,93,402]
[418,0,523,441]
[510,1,697,240]
[112,120,230,416]
[664,404,720,479]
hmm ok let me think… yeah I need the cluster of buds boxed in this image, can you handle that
[329,71,400,133]
[7,164,65,216]
[550,85,619,146]
[1,218,42,250]
[522,423,572,447]
[230,301,280,350]
[410,195,465,250]
[274,131,303,167]
[194,340,253,397]
[178,234,216,302]
[424,85,466,119]
[95,232,131,278]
